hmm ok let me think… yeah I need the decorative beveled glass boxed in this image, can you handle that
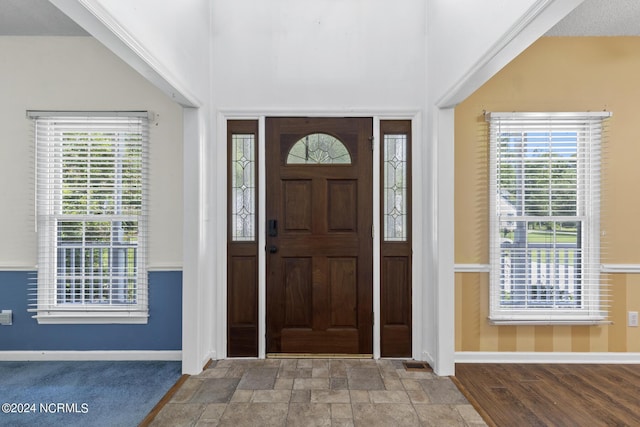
[384,134,408,241]
[287,133,351,164]
[231,134,256,241]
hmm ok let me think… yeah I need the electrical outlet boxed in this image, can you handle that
[628,311,638,327]
[0,310,12,326]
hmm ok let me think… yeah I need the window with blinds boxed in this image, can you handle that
[486,112,610,324]
[29,112,149,324]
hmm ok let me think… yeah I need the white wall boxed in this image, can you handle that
[427,0,584,106]
[0,37,183,269]
[51,0,210,107]
[428,0,537,103]
[92,0,210,104]
[211,0,426,109]
[210,0,428,364]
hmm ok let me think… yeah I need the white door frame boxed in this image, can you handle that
[217,109,423,360]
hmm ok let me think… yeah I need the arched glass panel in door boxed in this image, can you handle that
[287,133,352,164]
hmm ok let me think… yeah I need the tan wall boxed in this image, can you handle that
[455,37,640,352]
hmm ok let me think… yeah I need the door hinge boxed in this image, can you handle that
[369,135,375,150]
[372,311,375,326]
[371,224,374,239]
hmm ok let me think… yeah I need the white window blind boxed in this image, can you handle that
[486,112,610,324]
[29,112,149,324]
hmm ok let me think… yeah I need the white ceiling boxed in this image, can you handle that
[545,0,640,36]
[0,0,639,37]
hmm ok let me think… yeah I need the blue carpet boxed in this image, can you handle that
[0,360,181,427]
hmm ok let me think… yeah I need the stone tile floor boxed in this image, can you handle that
[150,358,487,427]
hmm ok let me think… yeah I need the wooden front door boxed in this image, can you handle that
[266,117,373,354]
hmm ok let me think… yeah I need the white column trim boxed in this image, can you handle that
[433,108,455,376]
[212,113,226,361]
[181,107,207,375]
[372,117,381,359]
[410,114,424,363]
[258,116,267,359]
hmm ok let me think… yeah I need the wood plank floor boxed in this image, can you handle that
[453,364,640,427]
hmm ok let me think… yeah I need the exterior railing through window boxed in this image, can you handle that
[56,243,138,305]
[500,242,581,308]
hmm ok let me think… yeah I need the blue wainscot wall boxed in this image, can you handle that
[0,271,181,351]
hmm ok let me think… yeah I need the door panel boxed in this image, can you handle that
[382,257,410,325]
[283,180,312,231]
[327,180,357,231]
[266,117,373,354]
[229,257,258,324]
[329,257,358,327]
[283,257,313,327]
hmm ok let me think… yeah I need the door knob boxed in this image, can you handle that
[268,245,278,254]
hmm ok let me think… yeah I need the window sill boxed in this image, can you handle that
[33,310,149,325]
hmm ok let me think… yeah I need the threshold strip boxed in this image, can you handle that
[266,353,373,359]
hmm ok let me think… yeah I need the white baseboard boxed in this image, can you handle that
[455,351,640,364]
[421,351,434,366]
[0,350,181,361]
[202,351,217,368]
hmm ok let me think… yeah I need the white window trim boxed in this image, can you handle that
[486,111,611,325]
[29,111,150,324]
